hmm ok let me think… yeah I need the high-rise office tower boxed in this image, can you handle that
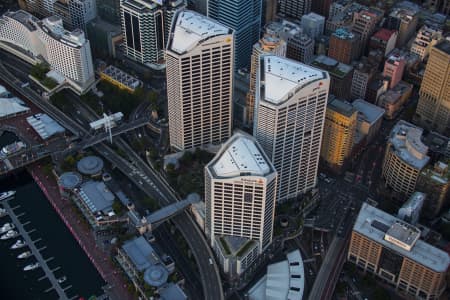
[328,28,360,65]
[351,58,377,100]
[166,10,234,151]
[415,40,450,135]
[246,35,286,127]
[321,98,357,172]
[254,55,329,202]
[207,0,262,69]
[205,131,277,276]
[120,0,185,67]
[97,0,121,24]
[278,0,311,20]
[300,12,324,40]
[263,0,277,25]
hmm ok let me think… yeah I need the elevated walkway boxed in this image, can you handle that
[146,194,200,226]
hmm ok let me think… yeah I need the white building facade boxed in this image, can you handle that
[166,10,234,151]
[0,10,94,93]
[254,55,329,202]
[205,132,277,252]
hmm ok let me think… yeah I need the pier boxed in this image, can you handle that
[2,200,69,300]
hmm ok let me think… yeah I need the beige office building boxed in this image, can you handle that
[382,120,430,198]
[415,40,450,135]
[320,98,357,172]
[205,132,277,276]
[166,10,234,150]
[246,35,286,127]
[349,203,449,300]
[254,55,329,202]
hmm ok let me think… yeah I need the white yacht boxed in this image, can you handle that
[1,230,18,240]
[17,251,32,259]
[57,276,67,284]
[11,239,26,249]
[23,262,39,271]
[0,191,15,201]
[0,223,15,234]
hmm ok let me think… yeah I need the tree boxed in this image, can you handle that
[112,200,124,215]
[30,62,50,80]
[61,155,76,171]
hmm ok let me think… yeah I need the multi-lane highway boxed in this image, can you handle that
[0,57,224,300]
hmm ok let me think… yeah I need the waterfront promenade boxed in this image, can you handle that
[28,164,134,300]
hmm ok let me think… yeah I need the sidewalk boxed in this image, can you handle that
[28,163,135,300]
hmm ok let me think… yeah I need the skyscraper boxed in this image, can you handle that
[207,0,262,69]
[254,55,329,202]
[120,0,185,67]
[286,30,314,64]
[166,10,234,151]
[205,131,277,276]
[278,0,311,19]
[246,35,286,127]
[300,12,324,39]
[415,40,450,135]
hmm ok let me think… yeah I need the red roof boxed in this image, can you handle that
[373,29,396,41]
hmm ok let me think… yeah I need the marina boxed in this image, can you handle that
[1,198,70,299]
[0,171,105,299]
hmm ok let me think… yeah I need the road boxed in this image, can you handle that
[0,55,224,300]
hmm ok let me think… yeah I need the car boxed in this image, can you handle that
[209,258,213,265]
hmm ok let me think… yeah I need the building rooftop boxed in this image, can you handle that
[0,97,30,118]
[264,20,301,40]
[435,40,450,55]
[160,283,187,300]
[5,10,38,31]
[389,120,430,170]
[332,28,355,40]
[372,28,397,41]
[101,65,142,90]
[311,55,353,79]
[78,181,115,215]
[302,12,325,22]
[122,236,159,271]
[354,203,450,272]
[352,99,385,125]
[263,55,326,104]
[389,120,429,170]
[210,132,273,178]
[169,10,231,54]
[77,156,104,175]
[26,113,65,140]
[328,98,355,118]
[41,16,87,48]
[248,250,304,300]
[58,172,82,190]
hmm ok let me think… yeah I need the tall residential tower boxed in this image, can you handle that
[205,132,277,276]
[254,55,329,202]
[166,10,234,150]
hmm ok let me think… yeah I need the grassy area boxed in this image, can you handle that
[166,149,214,198]
[30,62,58,89]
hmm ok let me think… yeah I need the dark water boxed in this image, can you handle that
[0,172,105,299]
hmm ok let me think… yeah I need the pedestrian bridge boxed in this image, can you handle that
[146,194,200,226]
